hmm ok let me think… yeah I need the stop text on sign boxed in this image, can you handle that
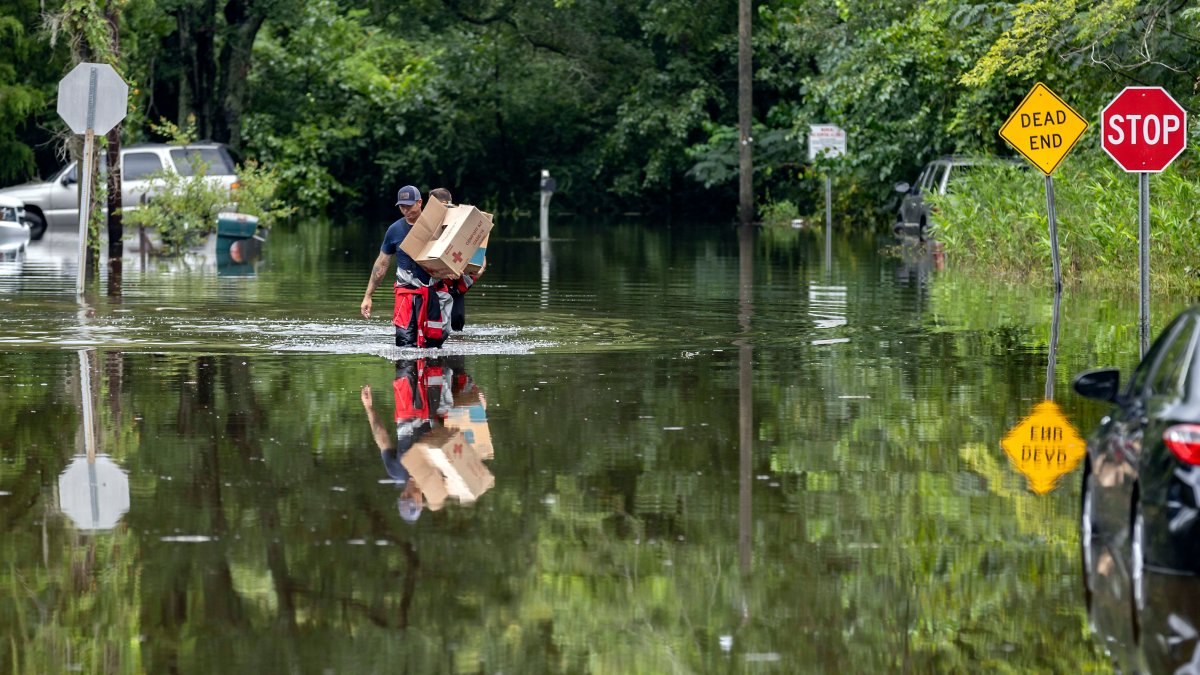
[999,83,1089,175]
[1105,114,1182,146]
[1101,86,1188,173]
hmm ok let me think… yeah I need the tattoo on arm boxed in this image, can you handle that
[366,253,392,294]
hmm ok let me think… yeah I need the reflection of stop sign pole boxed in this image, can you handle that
[1101,86,1187,357]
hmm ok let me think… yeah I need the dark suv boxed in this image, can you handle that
[893,156,1013,240]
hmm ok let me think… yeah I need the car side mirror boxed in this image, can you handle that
[894,181,910,194]
[61,173,77,186]
[1073,368,1121,403]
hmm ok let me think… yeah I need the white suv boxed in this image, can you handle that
[0,142,238,240]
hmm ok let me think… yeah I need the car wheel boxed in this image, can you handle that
[25,212,46,240]
[1131,502,1146,614]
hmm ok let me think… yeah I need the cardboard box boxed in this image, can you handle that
[446,406,493,459]
[399,198,493,278]
[443,437,494,501]
[465,232,489,276]
[401,445,450,511]
[400,427,494,508]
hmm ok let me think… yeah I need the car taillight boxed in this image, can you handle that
[230,181,240,190]
[1164,424,1200,464]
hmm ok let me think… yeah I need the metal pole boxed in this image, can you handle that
[1045,288,1061,401]
[76,131,95,297]
[539,169,553,243]
[539,192,550,243]
[79,349,96,461]
[1139,172,1150,357]
[540,238,551,310]
[1045,176,1061,293]
[824,174,832,270]
[76,66,99,297]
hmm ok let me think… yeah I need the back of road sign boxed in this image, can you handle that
[57,62,128,135]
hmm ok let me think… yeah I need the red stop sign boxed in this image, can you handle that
[1101,87,1188,173]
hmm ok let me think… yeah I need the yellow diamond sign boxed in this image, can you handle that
[1000,400,1087,494]
[999,82,1089,175]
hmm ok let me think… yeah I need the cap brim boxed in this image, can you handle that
[396,200,416,206]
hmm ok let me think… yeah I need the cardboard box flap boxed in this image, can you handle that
[399,196,448,260]
[416,205,494,277]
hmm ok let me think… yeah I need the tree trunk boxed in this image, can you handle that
[178,0,219,139]
[216,0,265,151]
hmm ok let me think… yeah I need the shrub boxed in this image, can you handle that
[927,146,1200,292]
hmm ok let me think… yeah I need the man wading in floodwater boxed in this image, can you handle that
[360,185,454,347]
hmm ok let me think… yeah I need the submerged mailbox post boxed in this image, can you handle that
[539,170,556,309]
[1101,87,1187,356]
[998,82,1089,293]
[57,63,129,296]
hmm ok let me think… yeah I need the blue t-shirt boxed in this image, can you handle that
[381,218,432,287]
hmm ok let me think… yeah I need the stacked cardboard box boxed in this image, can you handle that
[400,197,493,278]
[400,427,495,511]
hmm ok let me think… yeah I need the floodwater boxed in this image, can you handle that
[0,219,1189,672]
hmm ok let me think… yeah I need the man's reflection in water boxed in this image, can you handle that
[361,357,488,522]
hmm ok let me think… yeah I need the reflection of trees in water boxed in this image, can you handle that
[0,309,1110,672]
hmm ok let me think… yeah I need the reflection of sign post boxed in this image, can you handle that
[57,349,130,531]
[999,83,1088,293]
[58,455,131,530]
[1001,400,1086,494]
[1101,87,1188,357]
[57,62,129,296]
[808,125,846,269]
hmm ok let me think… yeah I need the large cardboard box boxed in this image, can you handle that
[401,427,494,508]
[400,198,493,278]
[401,445,450,511]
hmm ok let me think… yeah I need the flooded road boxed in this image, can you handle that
[0,220,1187,672]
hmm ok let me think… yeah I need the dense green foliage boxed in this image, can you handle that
[123,154,293,255]
[4,0,1200,223]
[929,147,1200,292]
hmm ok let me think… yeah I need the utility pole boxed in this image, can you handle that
[737,0,752,227]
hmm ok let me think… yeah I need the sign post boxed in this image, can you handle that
[998,82,1089,292]
[1101,86,1187,356]
[56,63,129,296]
[808,125,846,270]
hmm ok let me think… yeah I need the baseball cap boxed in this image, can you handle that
[395,185,422,206]
[398,495,423,523]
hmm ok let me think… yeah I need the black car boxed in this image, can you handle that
[892,156,1021,241]
[1075,307,1200,629]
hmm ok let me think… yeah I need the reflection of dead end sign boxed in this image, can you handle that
[1000,400,1086,494]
